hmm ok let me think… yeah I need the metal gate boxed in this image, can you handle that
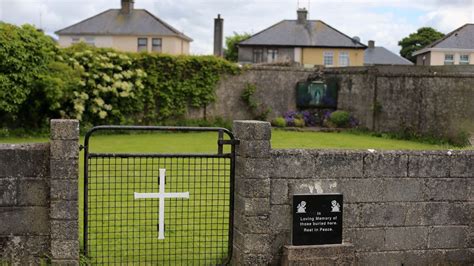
[83,126,238,265]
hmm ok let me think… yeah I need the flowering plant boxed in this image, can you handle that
[323,110,359,128]
[284,111,318,127]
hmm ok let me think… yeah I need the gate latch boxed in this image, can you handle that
[217,139,240,146]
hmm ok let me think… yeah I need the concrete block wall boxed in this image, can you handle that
[0,120,79,265]
[0,143,50,265]
[233,120,474,265]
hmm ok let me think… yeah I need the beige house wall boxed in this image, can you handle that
[111,36,138,52]
[429,51,474,65]
[162,36,190,55]
[302,48,365,66]
[58,35,191,55]
[58,35,114,48]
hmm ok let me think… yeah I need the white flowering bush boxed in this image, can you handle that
[64,44,146,125]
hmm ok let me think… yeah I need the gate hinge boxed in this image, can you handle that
[218,139,240,146]
[79,145,85,151]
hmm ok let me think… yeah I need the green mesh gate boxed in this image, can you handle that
[83,126,238,265]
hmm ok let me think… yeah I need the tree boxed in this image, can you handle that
[399,27,445,63]
[0,23,57,114]
[224,32,251,62]
[0,22,81,128]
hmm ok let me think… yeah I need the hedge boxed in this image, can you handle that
[0,23,240,129]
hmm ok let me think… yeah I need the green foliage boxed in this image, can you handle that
[134,53,239,123]
[62,44,147,125]
[348,127,470,148]
[0,23,239,129]
[224,32,251,62]
[445,130,471,147]
[241,83,257,109]
[294,118,305,128]
[0,22,83,128]
[21,60,83,128]
[373,101,383,115]
[399,27,445,63]
[241,83,271,121]
[329,111,350,127]
[272,117,286,127]
[162,117,233,130]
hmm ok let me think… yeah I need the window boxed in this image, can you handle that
[444,54,454,65]
[138,38,148,52]
[339,51,350,66]
[71,37,80,44]
[323,51,334,66]
[85,37,95,46]
[253,48,263,63]
[267,49,278,63]
[460,54,470,65]
[152,38,162,53]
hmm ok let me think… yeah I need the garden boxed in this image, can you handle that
[0,22,239,132]
[1,22,471,148]
[1,29,470,258]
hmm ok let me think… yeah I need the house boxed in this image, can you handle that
[413,24,474,66]
[55,0,192,54]
[364,40,413,66]
[237,8,367,66]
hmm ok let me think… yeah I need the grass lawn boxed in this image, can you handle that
[83,132,234,265]
[1,130,470,264]
[2,129,469,150]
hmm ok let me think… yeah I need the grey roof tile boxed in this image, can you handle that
[239,20,366,48]
[430,24,474,49]
[55,9,192,41]
[365,47,413,65]
[413,24,474,56]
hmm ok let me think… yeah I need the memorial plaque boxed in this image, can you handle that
[292,194,343,245]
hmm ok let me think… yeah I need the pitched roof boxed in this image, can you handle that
[413,24,474,56]
[55,9,192,41]
[365,47,413,65]
[239,20,366,48]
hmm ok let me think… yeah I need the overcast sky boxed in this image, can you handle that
[1,0,473,55]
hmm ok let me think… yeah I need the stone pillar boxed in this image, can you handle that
[232,120,273,265]
[49,119,80,265]
[213,14,224,57]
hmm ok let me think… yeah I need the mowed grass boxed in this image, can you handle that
[3,129,469,150]
[270,129,471,150]
[83,132,233,265]
[1,130,470,264]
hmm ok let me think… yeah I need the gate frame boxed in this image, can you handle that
[82,125,239,264]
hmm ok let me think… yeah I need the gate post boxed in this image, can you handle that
[49,120,80,265]
[232,121,273,265]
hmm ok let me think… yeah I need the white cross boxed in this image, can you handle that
[134,168,189,240]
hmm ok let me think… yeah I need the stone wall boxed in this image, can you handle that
[0,120,79,265]
[188,66,313,121]
[194,65,474,142]
[327,66,474,140]
[232,120,473,265]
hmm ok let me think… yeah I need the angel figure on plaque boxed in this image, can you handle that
[331,200,341,212]
[297,201,307,213]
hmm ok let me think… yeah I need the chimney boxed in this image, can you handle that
[213,14,224,57]
[121,0,134,14]
[368,40,375,49]
[297,8,308,24]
